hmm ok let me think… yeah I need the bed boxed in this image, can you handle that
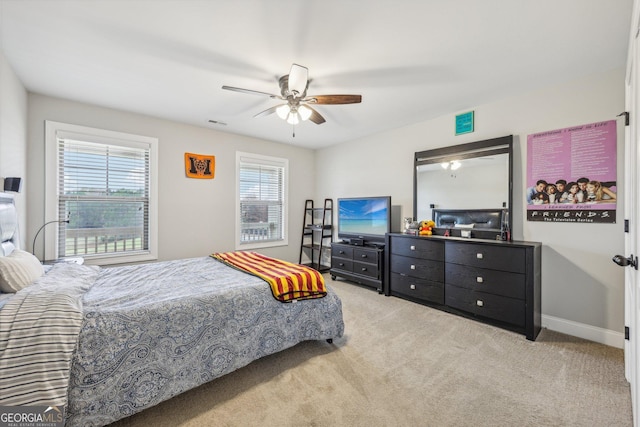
[431,208,507,239]
[0,193,345,426]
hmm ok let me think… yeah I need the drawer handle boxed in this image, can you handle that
[476,276,483,283]
[476,253,483,259]
[410,245,416,251]
[476,300,484,307]
[410,264,416,270]
[361,267,367,272]
[339,263,345,267]
[410,284,416,290]
[339,250,345,254]
[361,254,367,258]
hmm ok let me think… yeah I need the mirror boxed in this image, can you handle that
[413,135,513,239]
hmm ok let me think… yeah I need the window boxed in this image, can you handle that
[44,121,158,264]
[236,152,288,249]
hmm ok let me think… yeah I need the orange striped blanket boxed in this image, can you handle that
[210,251,327,302]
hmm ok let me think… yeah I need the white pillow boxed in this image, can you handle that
[0,249,45,293]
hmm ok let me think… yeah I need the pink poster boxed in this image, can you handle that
[526,120,617,223]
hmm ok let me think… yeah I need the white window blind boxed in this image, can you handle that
[56,135,151,259]
[237,153,288,248]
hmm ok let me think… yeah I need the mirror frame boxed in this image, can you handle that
[413,135,513,238]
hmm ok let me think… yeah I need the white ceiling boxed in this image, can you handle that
[0,0,633,149]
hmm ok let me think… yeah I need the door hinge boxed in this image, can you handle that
[617,111,630,126]
[625,219,629,233]
[626,326,630,340]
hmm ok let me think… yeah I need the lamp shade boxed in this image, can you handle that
[276,105,290,120]
[287,112,300,125]
[3,177,21,193]
[298,105,312,121]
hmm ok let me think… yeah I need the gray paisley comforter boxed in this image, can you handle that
[9,257,344,426]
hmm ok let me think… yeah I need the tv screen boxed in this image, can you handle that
[337,196,391,244]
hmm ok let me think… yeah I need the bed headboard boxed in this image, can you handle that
[0,192,20,255]
[432,208,505,231]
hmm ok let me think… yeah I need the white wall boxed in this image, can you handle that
[26,94,316,263]
[316,67,626,346]
[0,49,28,248]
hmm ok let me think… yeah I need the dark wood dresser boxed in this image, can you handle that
[385,233,541,340]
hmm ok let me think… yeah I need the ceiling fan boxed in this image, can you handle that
[222,64,361,128]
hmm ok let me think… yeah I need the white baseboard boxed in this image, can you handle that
[542,314,624,349]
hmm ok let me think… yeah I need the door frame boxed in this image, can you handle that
[625,2,640,425]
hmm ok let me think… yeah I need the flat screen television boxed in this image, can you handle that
[337,196,391,244]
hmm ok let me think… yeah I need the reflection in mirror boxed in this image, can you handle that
[416,154,509,223]
[413,136,513,238]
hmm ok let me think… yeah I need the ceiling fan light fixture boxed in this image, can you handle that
[276,104,290,120]
[221,63,360,129]
[287,112,300,125]
[441,161,462,170]
[298,105,312,121]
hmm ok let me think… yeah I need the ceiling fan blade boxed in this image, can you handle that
[304,94,362,104]
[288,64,308,96]
[305,106,326,124]
[222,85,281,99]
[253,104,286,118]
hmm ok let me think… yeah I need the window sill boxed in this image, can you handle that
[236,240,288,251]
[80,252,157,267]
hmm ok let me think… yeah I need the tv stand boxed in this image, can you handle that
[330,242,384,293]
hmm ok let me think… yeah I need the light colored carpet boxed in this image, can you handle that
[110,276,632,427]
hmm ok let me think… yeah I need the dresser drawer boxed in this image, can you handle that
[391,255,444,282]
[391,273,444,304]
[353,261,379,279]
[353,247,380,264]
[445,284,525,327]
[390,237,444,261]
[445,263,525,300]
[332,244,354,259]
[331,258,353,272]
[445,242,525,273]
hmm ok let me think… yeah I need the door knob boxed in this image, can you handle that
[612,254,638,270]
